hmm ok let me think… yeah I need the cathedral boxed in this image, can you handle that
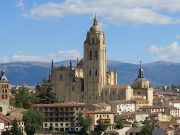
[50,16,153,105]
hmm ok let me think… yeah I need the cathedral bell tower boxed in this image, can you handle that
[84,16,106,104]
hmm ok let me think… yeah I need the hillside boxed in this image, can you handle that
[0,61,180,85]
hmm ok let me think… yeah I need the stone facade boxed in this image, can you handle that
[50,17,154,105]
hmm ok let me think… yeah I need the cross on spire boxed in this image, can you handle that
[93,14,98,26]
[138,61,144,78]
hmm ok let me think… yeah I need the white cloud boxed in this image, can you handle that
[21,0,180,24]
[149,41,180,61]
[16,0,24,10]
[176,35,180,39]
[0,57,10,63]
[0,50,81,63]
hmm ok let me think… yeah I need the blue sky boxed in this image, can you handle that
[0,0,180,64]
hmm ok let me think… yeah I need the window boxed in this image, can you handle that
[72,86,75,91]
[95,70,98,76]
[2,95,4,99]
[0,107,2,112]
[138,92,140,95]
[94,51,98,59]
[59,75,63,81]
[92,38,95,44]
[89,51,92,60]
[89,70,91,76]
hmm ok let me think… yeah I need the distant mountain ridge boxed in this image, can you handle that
[0,60,180,86]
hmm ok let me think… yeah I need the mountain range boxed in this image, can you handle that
[0,60,180,86]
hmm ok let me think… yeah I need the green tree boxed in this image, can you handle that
[132,121,140,128]
[94,123,107,134]
[115,117,124,129]
[36,79,57,104]
[23,109,44,135]
[79,116,92,135]
[2,129,11,135]
[11,120,23,135]
[49,125,53,131]
[14,86,35,109]
[140,123,153,135]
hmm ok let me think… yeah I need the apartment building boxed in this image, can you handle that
[33,102,85,132]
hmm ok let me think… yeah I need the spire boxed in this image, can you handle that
[1,65,5,76]
[138,61,144,78]
[93,14,98,26]
[90,14,102,32]
[76,58,79,68]
[51,60,54,74]
[70,60,72,68]
[0,64,8,82]
[114,68,116,73]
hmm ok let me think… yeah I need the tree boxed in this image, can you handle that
[2,129,11,135]
[94,123,107,134]
[13,86,35,109]
[49,125,53,131]
[23,109,44,135]
[115,117,124,129]
[132,121,140,128]
[79,116,92,135]
[36,79,57,104]
[140,123,153,135]
[11,120,23,135]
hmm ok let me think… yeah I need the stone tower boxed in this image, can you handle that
[132,62,153,105]
[0,66,10,115]
[84,16,106,104]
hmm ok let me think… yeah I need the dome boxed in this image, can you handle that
[132,61,150,89]
[133,78,150,89]
[89,16,102,32]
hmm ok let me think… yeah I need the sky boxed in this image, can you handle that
[1,0,180,64]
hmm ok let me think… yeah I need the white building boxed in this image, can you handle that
[111,100,135,115]
[163,100,180,109]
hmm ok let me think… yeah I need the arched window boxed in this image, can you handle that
[5,94,8,99]
[92,38,95,44]
[95,70,98,76]
[72,86,75,91]
[94,51,98,60]
[0,107,2,112]
[89,70,91,76]
[59,75,63,81]
[2,95,4,99]
[89,51,92,60]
